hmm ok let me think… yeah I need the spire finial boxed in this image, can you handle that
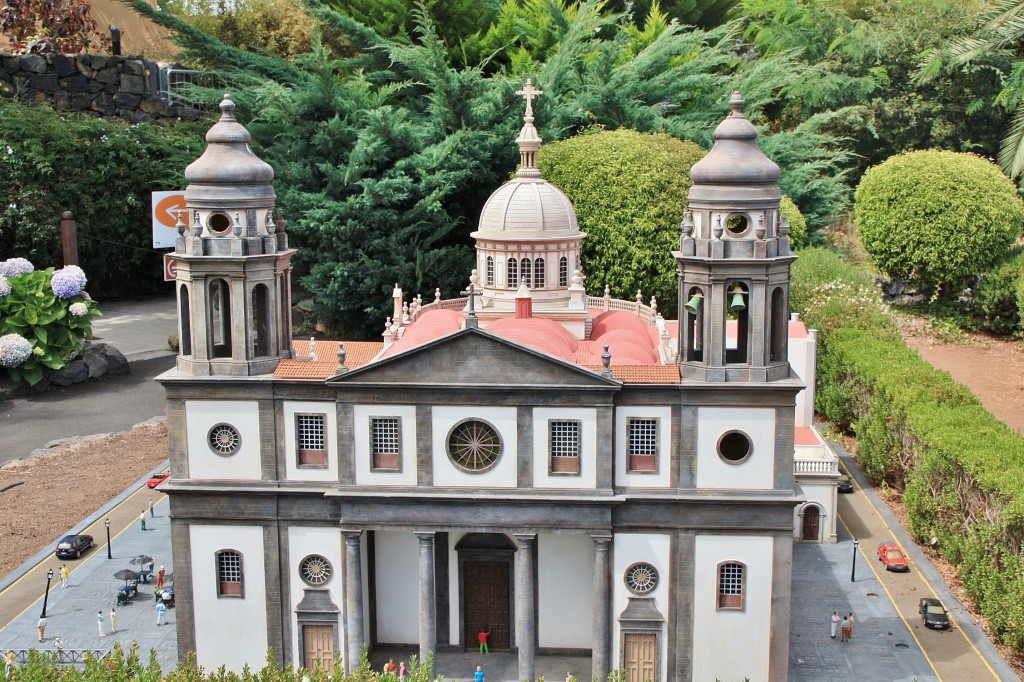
[729,91,744,116]
[515,79,544,178]
[219,94,236,121]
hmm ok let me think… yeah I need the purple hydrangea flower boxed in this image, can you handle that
[0,257,34,277]
[51,269,83,299]
[69,302,89,317]
[0,275,9,297]
[60,264,88,289]
[0,333,33,367]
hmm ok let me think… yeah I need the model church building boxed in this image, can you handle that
[160,85,839,682]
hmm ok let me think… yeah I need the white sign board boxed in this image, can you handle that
[152,191,189,248]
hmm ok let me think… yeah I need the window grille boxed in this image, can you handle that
[534,258,545,288]
[217,550,243,596]
[627,418,658,472]
[718,562,744,609]
[559,256,568,287]
[549,420,580,474]
[371,417,401,470]
[507,258,518,288]
[297,414,327,467]
[486,257,494,286]
[521,258,531,287]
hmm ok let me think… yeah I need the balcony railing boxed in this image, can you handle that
[793,457,838,475]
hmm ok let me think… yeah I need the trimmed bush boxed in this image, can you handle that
[854,150,1024,297]
[0,99,207,300]
[794,246,1024,652]
[780,195,807,250]
[972,247,1024,335]
[538,128,706,319]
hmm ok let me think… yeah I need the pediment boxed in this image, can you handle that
[327,327,618,388]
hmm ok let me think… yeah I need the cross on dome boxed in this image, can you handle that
[515,79,544,178]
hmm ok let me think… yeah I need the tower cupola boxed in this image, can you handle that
[674,92,795,383]
[172,94,295,377]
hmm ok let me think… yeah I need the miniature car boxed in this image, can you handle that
[919,597,950,629]
[147,472,170,489]
[877,542,910,572]
[55,534,94,559]
[837,475,853,493]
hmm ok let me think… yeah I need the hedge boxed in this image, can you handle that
[972,247,1024,336]
[793,247,1024,651]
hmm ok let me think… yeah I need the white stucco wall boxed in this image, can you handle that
[431,407,517,488]
[538,533,594,648]
[374,531,420,644]
[611,533,670,682]
[353,405,418,486]
[185,400,262,480]
[788,330,816,428]
[283,401,339,482]
[614,406,672,488]
[694,407,775,490]
[190,525,268,672]
[794,481,838,543]
[691,535,773,682]
[532,408,597,489]
[288,526,345,664]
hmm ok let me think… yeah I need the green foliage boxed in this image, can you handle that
[179,0,334,59]
[854,150,1024,297]
[609,0,739,29]
[0,264,100,386]
[793,246,1024,653]
[0,98,208,299]
[538,128,705,317]
[972,247,1024,335]
[779,195,807,249]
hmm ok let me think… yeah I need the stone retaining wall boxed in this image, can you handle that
[0,53,201,122]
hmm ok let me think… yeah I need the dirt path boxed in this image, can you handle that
[898,317,1024,435]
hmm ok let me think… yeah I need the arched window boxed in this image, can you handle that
[179,284,192,356]
[684,286,703,362]
[486,256,494,286]
[209,278,232,358]
[506,258,518,288]
[717,561,745,610]
[770,287,787,362]
[559,256,568,287]
[520,258,531,288]
[251,284,270,357]
[725,281,748,365]
[534,258,545,288]
[216,549,244,597]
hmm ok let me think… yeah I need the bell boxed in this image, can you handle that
[685,294,703,315]
[728,288,746,312]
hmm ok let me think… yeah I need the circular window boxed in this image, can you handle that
[447,419,502,473]
[208,423,241,456]
[208,212,232,235]
[726,213,749,236]
[718,430,752,463]
[299,555,333,586]
[624,562,659,594]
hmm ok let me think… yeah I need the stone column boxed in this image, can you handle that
[514,533,536,682]
[591,534,613,681]
[415,532,437,668]
[343,529,364,675]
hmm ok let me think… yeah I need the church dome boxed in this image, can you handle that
[475,178,579,238]
[689,92,780,186]
[471,80,582,241]
[185,95,275,204]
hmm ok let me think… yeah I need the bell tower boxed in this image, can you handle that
[675,92,795,382]
[172,94,295,376]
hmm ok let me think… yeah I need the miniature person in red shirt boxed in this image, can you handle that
[478,628,490,655]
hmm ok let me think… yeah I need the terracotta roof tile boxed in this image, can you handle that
[273,340,383,380]
[582,365,680,383]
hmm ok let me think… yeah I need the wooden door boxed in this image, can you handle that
[624,633,657,682]
[302,624,334,671]
[802,506,820,541]
[463,560,511,650]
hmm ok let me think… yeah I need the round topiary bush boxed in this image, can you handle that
[854,150,1024,296]
[538,128,706,318]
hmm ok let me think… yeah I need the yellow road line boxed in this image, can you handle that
[840,472,1001,681]
[0,493,166,630]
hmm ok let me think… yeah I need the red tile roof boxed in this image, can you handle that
[274,340,383,380]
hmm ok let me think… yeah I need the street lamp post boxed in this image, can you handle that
[41,568,54,618]
[851,538,859,582]
[105,518,112,559]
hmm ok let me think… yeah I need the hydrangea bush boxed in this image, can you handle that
[0,258,101,385]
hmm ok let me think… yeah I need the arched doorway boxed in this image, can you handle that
[801,506,821,541]
[455,533,515,651]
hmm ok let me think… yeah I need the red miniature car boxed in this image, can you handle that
[147,472,170,489]
[877,542,909,572]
